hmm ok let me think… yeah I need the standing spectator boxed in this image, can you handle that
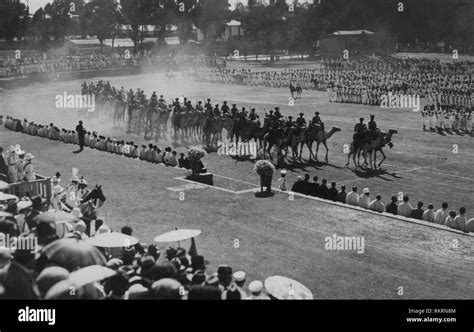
[369,195,385,213]
[398,196,413,218]
[275,170,288,191]
[337,185,346,204]
[422,204,435,222]
[453,207,468,232]
[327,182,338,202]
[386,196,398,215]
[434,202,449,225]
[359,188,371,209]
[319,179,329,199]
[411,202,425,220]
[75,121,86,152]
[308,176,320,197]
[22,153,36,182]
[346,187,359,206]
[0,147,8,181]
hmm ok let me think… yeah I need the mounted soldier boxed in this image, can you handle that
[311,111,324,131]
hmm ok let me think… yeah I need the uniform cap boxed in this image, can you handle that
[249,280,263,293]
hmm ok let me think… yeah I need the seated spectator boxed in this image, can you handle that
[411,202,424,220]
[434,202,449,225]
[359,188,371,209]
[369,195,385,213]
[319,179,329,199]
[301,174,311,195]
[337,185,346,204]
[167,151,177,167]
[178,153,190,169]
[308,176,319,197]
[346,187,359,206]
[386,196,398,215]
[291,176,304,194]
[419,203,434,222]
[163,147,173,164]
[327,182,338,202]
[246,280,269,300]
[398,196,413,218]
[445,210,457,228]
[453,207,468,232]
[466,218,474,233]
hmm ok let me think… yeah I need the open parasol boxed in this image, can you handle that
[0,192,18,202]
[68,265,116,288]
[154,229,201,243]
[33,210,78,225]
[0,181,9,190]
[264,276,313,300]
[86,232,139,248]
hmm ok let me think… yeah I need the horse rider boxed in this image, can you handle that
[205,98,212,111]
[76,177,91,203]
[221,101,230,114]
[213,104,221,118]
[286,115,295,128]
[311,111,324,131]
[231,104,238,116]
[159,94,166,104]
[249,108,257,121]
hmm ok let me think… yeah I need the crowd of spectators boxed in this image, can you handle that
[276,171,474,233]
[0,54,224,79]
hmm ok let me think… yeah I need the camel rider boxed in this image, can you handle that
[312,111,324,131]
[221,101,230,114]
[159,95,165,103]
[296,113,307,128]
[213,104,221,117]
[196,101,204,112]
[274,107,282,120]
[205,98,212,111]
[231,104,238,116]
[367,114,379,142]
[266,110,275,121]
[173,98,180,110]
[354,118,367,133]
[249,108,257,121]
[286,116,295,128]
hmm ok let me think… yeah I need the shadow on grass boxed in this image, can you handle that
[349,166,403,182]
[254,191,275,198]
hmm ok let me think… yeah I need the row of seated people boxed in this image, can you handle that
[1,115,193,169]
[287,174,474,233]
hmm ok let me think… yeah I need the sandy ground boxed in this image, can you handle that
[0,72,473,299]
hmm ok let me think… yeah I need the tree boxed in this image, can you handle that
[43,2,72,41]
[194,0,230,44]
[0,1,30,43]
[83,0,122,52]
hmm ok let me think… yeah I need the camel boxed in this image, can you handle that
[302,126,341,163]
[263,127,298,163]
[346,129,398,169]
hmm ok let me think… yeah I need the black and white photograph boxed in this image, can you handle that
[0,0,473,329]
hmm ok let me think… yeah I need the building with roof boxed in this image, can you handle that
[197,20,245,43]
[320,30,378,58]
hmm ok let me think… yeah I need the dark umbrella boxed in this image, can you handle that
[0,261,40,299]
[40,237,107,272]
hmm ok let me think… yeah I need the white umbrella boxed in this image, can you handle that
[86,232,139,248]
[0,192,18,202]
[153,229,201,243]
[0,181,9,190]
[68,265,116,288]
[264,276,313,300]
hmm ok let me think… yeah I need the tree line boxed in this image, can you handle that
[0,0,472,55]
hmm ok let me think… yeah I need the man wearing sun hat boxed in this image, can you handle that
[358,188,371,209]
[246,280,269,300]
[276,169,288,191]
[15,147,25,183]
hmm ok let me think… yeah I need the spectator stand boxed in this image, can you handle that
[4,173,52,205]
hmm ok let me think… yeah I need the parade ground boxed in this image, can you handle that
[1,71,473,299]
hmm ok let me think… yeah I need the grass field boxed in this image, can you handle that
[0,71,473,299]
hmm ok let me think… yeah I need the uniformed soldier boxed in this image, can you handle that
[354,118,367,133]
[196,101,204,112]
[231,104,238,116]
[6,146,17,183]
[213,104,221,117]
[311,111,324,131]
[76,177,90,203]
[249,108,257,121]
[204,98,212,111]
[221,101,230,114]
[296,113,307,128]
[274,107,282,120]
[15,148,26,183]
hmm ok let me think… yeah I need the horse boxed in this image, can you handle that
[60,185,106,236]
